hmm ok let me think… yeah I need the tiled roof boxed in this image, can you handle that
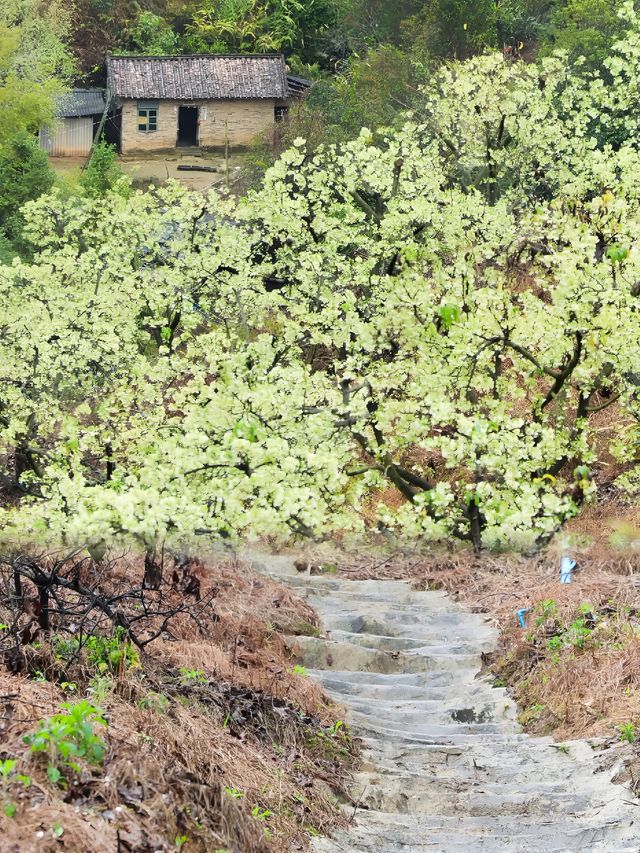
[286,75,312,98]
[107,54,288,100]
[57,89,105,117]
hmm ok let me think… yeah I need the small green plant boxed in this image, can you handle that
[566,617,593,650]
[23,700,107,785]
[53,636,80,663]
[54,629,139,674]
[535,599,558,626]
[138,691,169,713]
[86,628,139,673]
[292,665,308,677]
[224,786,244,799]
[619,721,637,743]
[175,835,189,849]
[251,805,271,820]
[80,139,130,197]
[517,703,546,727]
[546,614,595,652]
[52,821,64,838]
[0,758,30,818]
[308,720,351,758]
[87,674,114,704]
[178,667,207,686]
[60,682,77,694]
[137,731,154,745]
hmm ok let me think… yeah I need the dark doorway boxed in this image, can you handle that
[177,106,198,146]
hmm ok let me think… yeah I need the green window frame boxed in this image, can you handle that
[138,101,158,133]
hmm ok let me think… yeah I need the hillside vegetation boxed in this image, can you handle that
[4,1,640,848]
[5,10,640,553]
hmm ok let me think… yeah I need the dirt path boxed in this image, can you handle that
[251,554,640,852]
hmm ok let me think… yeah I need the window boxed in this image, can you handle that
[138,101,159,132]
[274,106,289,123]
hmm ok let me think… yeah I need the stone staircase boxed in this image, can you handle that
[249,554,640,852]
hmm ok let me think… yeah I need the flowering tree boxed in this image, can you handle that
[4,13,640,554]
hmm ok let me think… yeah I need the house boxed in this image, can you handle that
[106,54,305,154]
[39,89,106,157]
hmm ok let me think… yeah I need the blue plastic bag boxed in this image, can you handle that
[560,556,576,584]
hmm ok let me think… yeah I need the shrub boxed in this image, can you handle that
[80,139,129,197]
[23,700,107,785]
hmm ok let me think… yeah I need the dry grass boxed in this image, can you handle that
[0,554,357,853]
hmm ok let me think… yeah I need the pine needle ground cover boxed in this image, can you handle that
[0,553,357,852]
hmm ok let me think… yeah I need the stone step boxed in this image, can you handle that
[293,636,482,674]
[320,610,497,637]
[246,552,640,853]
[323,630,493,656]
[313,673,504,702]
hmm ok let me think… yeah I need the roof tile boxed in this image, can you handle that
[106,55,288,100]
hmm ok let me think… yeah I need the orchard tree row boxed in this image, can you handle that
[4,9,640,554]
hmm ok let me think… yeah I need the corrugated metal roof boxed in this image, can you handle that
[57,89,105,117]
[107,54,288,100]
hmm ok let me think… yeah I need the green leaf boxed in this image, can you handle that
[47,766,62,785]
[437,303,461,330]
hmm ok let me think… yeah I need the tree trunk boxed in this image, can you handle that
[143,548,163,590]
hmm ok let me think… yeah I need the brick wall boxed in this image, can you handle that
[120,98,276,153]
[198,99,275,147]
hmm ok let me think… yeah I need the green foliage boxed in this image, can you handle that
[535,599,559,626]
[185,0,339,64]
[178,667,207,686]
[495,0,554,48]
[8,15,640,555]
[0,131,55,256]
[138,691,169,712]
[0,9,69,151]
[619,721,637,743]
[0,758,30,819]
[251,805,272,820]
[541,0,630,71]
[23,701,107,784]
[401,0,499,59]
[319,44,418,130]
[126,12,180,55]
[0,0,75,81]
[546,617,593,651]
[86,629,139,673]
[54,628,139,673]
[307,719,352,757]
[87,674,114,704]
[224,786,244,799]
[80,140,130,198]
